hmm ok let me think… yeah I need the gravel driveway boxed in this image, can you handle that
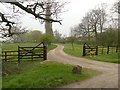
[48,44,119,88]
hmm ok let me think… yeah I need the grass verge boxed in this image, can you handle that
[2,61,98,88]
[85,53,119,63]
[63,43,119,64]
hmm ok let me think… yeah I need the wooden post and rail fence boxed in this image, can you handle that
[2,42,47,63]
[83,43,120,56]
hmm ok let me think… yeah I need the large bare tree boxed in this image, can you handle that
[71,4,107,44]
[112,0,120,14]
[0,0,66,38]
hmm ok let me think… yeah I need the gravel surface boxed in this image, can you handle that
[48,44,118,88]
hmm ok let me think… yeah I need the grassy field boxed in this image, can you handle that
[2,61,98,88]
[1,43,57,52]
[63,43,83,57]
[2,43,99,88]
[63,43,119,64]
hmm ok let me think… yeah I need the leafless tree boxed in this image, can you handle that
[112,0,120,14]
[97,4,107,33]
[81,14,92,40]
[88,9,101,43]
[87,6,107,43]
[0,0,67,38]
[71,4,107,44]
[110,0,119,29]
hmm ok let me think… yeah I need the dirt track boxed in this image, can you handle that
[48,44,118,88]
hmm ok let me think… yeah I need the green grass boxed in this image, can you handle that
[2,43,39,51]
[1,43,57,51]
[2,61,98,88]
[64,43,119,64]
[47,44,57,51]
[63,43,83,57]
[85,53,119,63]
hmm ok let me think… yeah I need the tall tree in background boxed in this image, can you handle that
[70,4,107,44]
[112,0,120,46]
[112,0,120,14]
[67,27,77,49]
[45,0,67,36]
[81,14,91,41]
[98,4,107,33]
[89,9,101,43]
[85,5,107,44]
[54,30,62,42]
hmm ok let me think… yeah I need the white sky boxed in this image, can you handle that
[1,0,117,36]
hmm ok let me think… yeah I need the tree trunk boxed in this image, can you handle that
[45,21,53,36]
[45,0,53,36]
[94,25,98,45]
[87,24,90,41]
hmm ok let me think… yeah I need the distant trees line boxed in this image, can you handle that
[12,30,53,45]
[11,30,66,44]
[6,26,119,48]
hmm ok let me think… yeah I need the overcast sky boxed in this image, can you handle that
[21,0,116,36]
[1,0,117,36]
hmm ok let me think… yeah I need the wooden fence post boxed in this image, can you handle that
[18,46,20,63]
[5,52,7,61]
[107,46,109,54]
[83,43,86,56]
[43,45,47,60]
[116,46,118,53]
[32,52,33,61]
[96,46,98,55]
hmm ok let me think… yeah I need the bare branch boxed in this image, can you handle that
[8,2,62,24]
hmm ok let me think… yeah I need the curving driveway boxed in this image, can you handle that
[48,44,119,88]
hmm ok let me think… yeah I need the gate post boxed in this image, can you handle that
[43,45,47,60]
[18,46,20,63]
[107,46,109,54]
[5,52,7,61]
[116,46,118,53]
[83,43,86,56]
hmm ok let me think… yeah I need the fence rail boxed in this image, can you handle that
[2,51,18,61]
[98,46,120,55]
